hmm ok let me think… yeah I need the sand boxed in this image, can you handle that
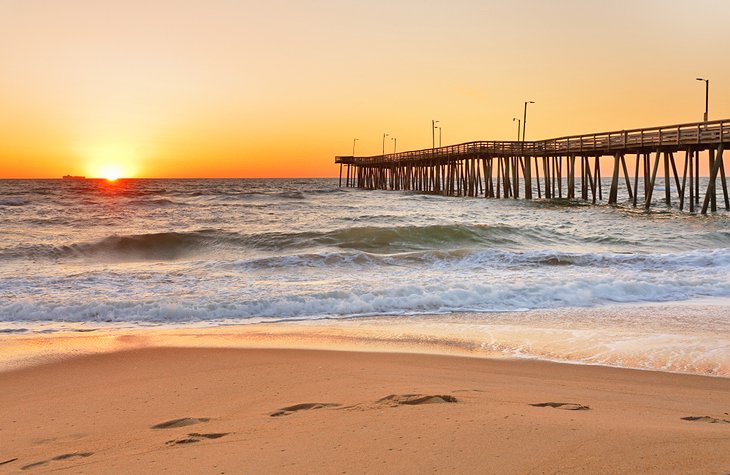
[1,346,729,474]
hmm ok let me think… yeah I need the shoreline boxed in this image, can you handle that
[2,299,729,377]
[1,346,729,473]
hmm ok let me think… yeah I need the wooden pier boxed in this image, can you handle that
[336,119,730,214]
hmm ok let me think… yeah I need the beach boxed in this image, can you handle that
[3,0,730,472]
[1,179,729,473]
[1,340,729,474]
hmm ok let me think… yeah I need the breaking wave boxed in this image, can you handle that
[3,222,730,263]
[3,266,730,323]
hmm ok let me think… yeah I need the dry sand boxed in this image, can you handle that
[0,347,729,474]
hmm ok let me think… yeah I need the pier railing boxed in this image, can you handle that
[336,119,730,165]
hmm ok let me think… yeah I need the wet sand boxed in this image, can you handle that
[1,346,729,474]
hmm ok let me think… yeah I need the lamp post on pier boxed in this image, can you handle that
[522,101,534,142]
[512,118,521,141]
[436,126,442,147]
[352,138,358,156]
[696,77,709,122]
[522,102,535,200]
[382,133,389,155]
[391,137,397,153]
[432,120,439,149]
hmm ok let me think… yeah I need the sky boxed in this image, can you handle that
[1,0,729,178]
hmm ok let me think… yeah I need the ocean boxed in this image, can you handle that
[1,178,728,375]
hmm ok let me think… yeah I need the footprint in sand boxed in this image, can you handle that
[166,432,230,446]
[270,394,458,417]
[530,402,591,411]
[20,461,48,471]
[270,403,341,417]
[52,452,94,461]
[20,452,93,471]
[151,417,210,429]
[681,416,730,424]
[377,394,458,406]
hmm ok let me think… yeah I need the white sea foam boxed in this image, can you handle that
[1,256,729,323]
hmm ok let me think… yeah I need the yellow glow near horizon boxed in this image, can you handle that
[81,144,139,179]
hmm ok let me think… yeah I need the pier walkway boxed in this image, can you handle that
[336,119,730,214]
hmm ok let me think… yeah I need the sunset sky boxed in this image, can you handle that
[1,0,729,178]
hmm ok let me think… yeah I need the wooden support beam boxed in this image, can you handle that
[568,155,575,199]
[645,150,661,210]
[701,145,724,214]
[663,152,671,206]
[644,152,650,203]
[585,158,595,202]
[482,158,489,198]
[474,159,480,196]
[689,150,695,212]
[502,157,511,198]
[474,157,484,196]
[593,156,601,203]
[459,160,464,196]
[632,154,640,208]
[557,157,563,198]
[679,150,689,211]
[480,159,486,197]
[695,150,700,206]
[710,149,717,212]
[669,152,682,206]
[461,161,465,195]
[621,154,633,200]
[719,154,730,211]
[551,157,557,198]
[609,153,620,204]
[496,158,502,198]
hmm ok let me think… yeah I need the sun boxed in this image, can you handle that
[82,144,139,180]
[100,164,123,181]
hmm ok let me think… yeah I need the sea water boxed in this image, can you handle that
[0,178,728,375]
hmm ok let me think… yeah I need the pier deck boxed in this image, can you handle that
[336,119,730,214]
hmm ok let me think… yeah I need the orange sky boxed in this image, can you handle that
[1,0,729,178]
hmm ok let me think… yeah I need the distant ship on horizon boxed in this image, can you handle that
[62,175,86,180]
